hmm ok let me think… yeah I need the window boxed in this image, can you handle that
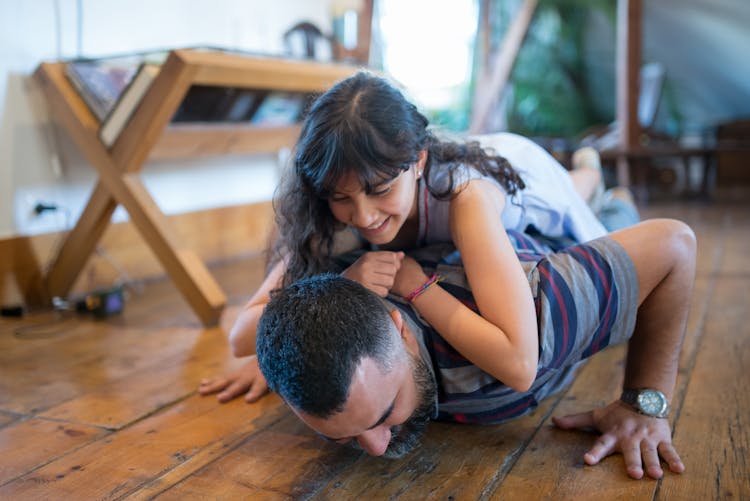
[375,0,478,130]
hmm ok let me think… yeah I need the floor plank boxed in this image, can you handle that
[659,283,750,498]
[0,394,286,499]
[720,211,750,275]
[1,195,748,499]
[0,412,18,429]
[150,412,362,500]
[0,419,106,485]
[312,399,559,500]
[37,326,236,429]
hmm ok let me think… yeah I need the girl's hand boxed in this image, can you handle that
[198,356,269,403]
[342,251,405,297]
[391,256,429,298]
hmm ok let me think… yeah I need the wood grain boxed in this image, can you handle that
[0,197,747,499]
[0,419,106,485]
[659,257,750,498]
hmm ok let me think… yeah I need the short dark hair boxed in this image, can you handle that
[256,274,399,418]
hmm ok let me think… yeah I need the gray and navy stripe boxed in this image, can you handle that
[398,231,639,425]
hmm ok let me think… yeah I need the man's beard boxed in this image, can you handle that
[350,354,437,459]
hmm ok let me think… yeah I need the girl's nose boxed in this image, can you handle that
[351,200,378,228]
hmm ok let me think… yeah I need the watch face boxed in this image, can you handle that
[637,389,667,415]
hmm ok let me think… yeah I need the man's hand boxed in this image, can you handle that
[342,251,404,297]
[552,401,685,480]
[198,356,269,403]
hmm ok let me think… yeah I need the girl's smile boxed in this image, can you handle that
[359,216,391,238]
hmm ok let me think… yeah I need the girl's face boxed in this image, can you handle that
[327,151,427,246]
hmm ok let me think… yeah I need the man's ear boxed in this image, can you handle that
[389,308,419,356]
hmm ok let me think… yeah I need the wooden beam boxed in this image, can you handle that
[615,0,643,186]
[469,0,538,134]
[331,0,373,64]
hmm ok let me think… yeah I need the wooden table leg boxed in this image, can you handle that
[120,175,226,326]
[36,60,226,327]
[44,182,118,299]
[44,177,226,326]
[700,151,716,199]
[616,154,631,188]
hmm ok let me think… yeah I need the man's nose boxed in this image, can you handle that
[356,426,391,456]
[350,199,377,228]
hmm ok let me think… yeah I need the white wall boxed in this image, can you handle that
[0,0,335,238]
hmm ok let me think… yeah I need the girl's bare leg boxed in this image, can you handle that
[570,147,604,204]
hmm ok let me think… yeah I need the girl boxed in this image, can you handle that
[200,71,627,400]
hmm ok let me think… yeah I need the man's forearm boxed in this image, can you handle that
[607,222,695,402]
[623,310,686,400]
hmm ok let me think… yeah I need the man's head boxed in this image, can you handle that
[256,274,436,458]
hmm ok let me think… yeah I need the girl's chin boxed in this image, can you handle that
[362,232,392,245]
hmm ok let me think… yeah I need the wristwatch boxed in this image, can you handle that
[620,388,670,418]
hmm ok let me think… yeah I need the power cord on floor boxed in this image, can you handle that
[10,310,77,340]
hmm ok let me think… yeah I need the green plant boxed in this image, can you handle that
[502,0,616,138]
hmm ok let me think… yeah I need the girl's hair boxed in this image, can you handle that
[273,71,525,284]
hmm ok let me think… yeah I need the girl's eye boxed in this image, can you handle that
[329,195,348,203]
[371,185,391,197]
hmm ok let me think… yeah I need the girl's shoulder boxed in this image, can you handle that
[431,160,475,185]
[431,161,505,196]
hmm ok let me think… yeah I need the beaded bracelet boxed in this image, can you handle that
[405,273,442,303]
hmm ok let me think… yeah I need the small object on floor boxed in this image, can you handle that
[1,305,25,317]
[75,286,125,319]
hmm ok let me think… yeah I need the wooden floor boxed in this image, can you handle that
[1,192,748,500]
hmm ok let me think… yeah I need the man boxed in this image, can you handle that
[255,220,695,480]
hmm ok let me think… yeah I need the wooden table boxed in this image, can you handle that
[33,49,358,326]
[600,141,750,201]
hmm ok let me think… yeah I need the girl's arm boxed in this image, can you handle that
[228,258,287,357]
[396,179,539,391]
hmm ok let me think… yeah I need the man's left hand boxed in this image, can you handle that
[552,401,686,479]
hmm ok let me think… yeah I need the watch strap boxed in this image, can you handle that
[620,388,640,407]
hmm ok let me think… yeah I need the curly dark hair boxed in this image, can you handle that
[273,71,525,284]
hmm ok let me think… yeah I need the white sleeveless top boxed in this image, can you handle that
[416,133,607,246]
